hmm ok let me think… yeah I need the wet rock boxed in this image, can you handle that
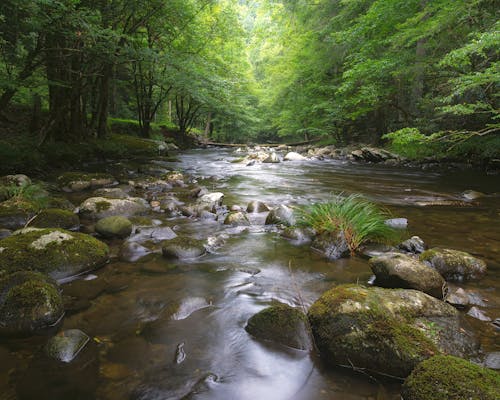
[29,208,80,231]
[45,329,90,363]
[160,200,180,217]
[246,200,270,213]
[483,352,500,370]
[492,318,500,330]
[79,196,150,220]
[174,342,186,364]
[284,152,307,161]
[281,227,314,243]
[385,218,408,229]
[58,172,115,192]
[263,152,280,163]
[369,253,446,299]
[399,236,426,254]
[120,241,153,262]
[312,231,350,260]
[265,205,296,226]
[444,287,469,308]
[132,226,177,243]
[0,198,38,230]
[467,306,491,322]
[0,174,31,187]
[0,271,63,335]
[162,237,206,259]
[245,304,312,350]
[0,228,109,281]
[95,216,133,239]
[93,187,129,199]
[198,192,224,209]
[401,355,500,400]
[308,284,478,378]
[224,211,250,226]
[420,248,487,281]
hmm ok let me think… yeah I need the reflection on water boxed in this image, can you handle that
[0,148,498,400]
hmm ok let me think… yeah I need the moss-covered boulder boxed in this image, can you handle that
[247,200,269,213]
[0,271,63,335]
[401,355,500,400]
[28,208,80,231]
[0,228,109,281]
[224,211,250,226]
[57,172,116,192]
[420,248,487,281]
[161,236,206,259]
[0,198,38,230]
[370,253,446,299]
[95,216,133,239]
[265,205,296,226]
[308,285,477,378]
[78,196,149,220]
[245,304,312,350]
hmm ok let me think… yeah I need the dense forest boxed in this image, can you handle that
[0,0,499,163]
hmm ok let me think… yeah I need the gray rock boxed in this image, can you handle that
[284,152,307,161]
[483,352,500,370]
[224,211,250,226]
[246,200,270,213]
[445,287,469,308]
[130,226,177,243]
[420,248,487,281]
[263,152,280,163]
[246,304,312,350]
[45,329,90,363]
[95,216,133,239]
[467,306,491,322]
[93,187,129,199]
[265,205,296,226]
[399,236,426,254]
[79,197,150,220]
[312,231,350,260]
[370,253,446,299]
[120,241,153,262]
[385,218,408,229]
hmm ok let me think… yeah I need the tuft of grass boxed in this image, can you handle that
[3,182,49,210]
[299,193,395,253]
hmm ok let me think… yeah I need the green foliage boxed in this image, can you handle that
[299,194,395,253]
[2,181,48,210]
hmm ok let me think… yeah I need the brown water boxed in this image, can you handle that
[1,148,499,400]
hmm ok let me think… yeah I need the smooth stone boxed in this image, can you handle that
[444,287,469,308]
[246,200,270,213]
[161,237,206,260]
[120,241,153,262]
[284,152,307,161]
[483,352,500,370]
[45,329,90,363]
[385,218,408,229]
[467,306,491,322]
[79,197,150,220]
[399,236,426,254]
[420,248,487,281]
[95,216,133,239]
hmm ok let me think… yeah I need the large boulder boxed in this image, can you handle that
[79,197,150,220]
[57,172,116,192]
[0,198,38,230]
[95,216,133,239]
[0,228,109,281]
[369,253,446,299]
[265,205,296,226]
[245,304,312,350]
[284,152,307,161]
[0,271,63,335]
[420,248,487,281]
[28,208,80,231]
[401,355,500,400]
[308,285,477,378]
[161,237,206,260]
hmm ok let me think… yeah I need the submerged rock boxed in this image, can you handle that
[45,329,90,363]
[161,237,206,259]
[95,216,133,239]
[281,227,314,243]
[420,248,487,281]
[58,172,116,192]
[245,304,312,350]
[79,196,150,220]
[0,228,109,281]
[308,285,477,378]
[265,205,296,226]
[29,208,80,231]
[369,253,446,299]
[0,271,63,335]
[401,355,500,400]
[120,241,153,262]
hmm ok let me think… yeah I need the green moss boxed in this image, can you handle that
[4,279,61,310]
[308,284,368,319]
[57,172,114,188]
[402,355,500,400]
[0,228,109,280]
[29,208,79,230]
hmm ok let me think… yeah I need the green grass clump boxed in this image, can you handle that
[299,194,395,253]
[1,182,49,210]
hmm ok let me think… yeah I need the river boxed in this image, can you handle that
[1,148,499,400]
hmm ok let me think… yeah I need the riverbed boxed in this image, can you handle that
[1,148,499,400]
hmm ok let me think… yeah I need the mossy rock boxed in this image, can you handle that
[95,216,133,239]
[47,197,76,211]
[0,271,63,335]
[29,208,80,231]
[308,284,477,378]
[58,172,116,192]
[0,174,31,187]
[224,211,250,226]
[0,198,38,230]
[370,253,446,299]
[161,236,206,259]
[0,228,109,281]
[245,304,312,350]
[402,355,500,400]
[79,197,150,220]
[420,248,487,281]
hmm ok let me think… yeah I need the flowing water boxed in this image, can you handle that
[1,148,499,400]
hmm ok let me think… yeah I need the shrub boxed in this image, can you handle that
[299,194,395,253]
